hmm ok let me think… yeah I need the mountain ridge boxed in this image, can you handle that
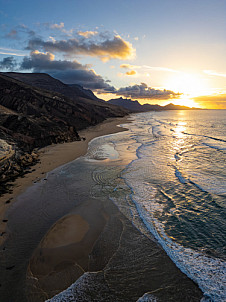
[107,97,200,112]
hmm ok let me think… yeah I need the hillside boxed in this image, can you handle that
[1,72,97,101]
[0,73,128,189]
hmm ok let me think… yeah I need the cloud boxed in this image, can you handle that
[203,70,226,78]
[120,63,140,69]
[126,70,136,76]
[77,31,98,38]
[0,50,25,57]
[112,82,181,99]
[20,50,115,91]
[120,63,178,73]
[26,35,135,61]
[4,25,36,41]
[50,22,65,29]
[143,65,178,73]
[40,22,74,36]
[50,69,116,91]
[21,50,82,70]
[0,57,18,70]
[5,29,19,39]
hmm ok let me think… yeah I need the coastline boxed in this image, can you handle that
[0,114,203,302]
[0,116,130,242]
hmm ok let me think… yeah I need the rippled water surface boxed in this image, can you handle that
[2,110,225,302]
[84,110,226,301]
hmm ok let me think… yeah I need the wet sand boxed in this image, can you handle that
[0,116,129,245]
[28,199,203,302]
[0,115,203,302]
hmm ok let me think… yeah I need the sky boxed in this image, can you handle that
[0,0,226,108]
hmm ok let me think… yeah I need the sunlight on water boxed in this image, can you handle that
[83,110,226,301]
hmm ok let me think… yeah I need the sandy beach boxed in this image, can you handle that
[0,116,129,244]
[0,115,203,302]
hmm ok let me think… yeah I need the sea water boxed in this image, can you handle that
[2,110,225,301]
[80,110,226,301]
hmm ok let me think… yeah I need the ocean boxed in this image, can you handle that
[1,110,225,301]
[78,109,226,301]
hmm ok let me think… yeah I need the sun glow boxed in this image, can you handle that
[166,73,210,97]
[171,96,200,108]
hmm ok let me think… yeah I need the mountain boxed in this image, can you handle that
[1,72,130,119]
[1,72,97,102]
[107,97,144,111]
[0,73,128,149]
[107,97,198,112]
[0,73,128,189]
[163,103,194,110]
[108,97,164,112]
[68,83,100,101]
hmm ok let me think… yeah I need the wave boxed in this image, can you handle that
[129,190,226,302]
[175,168,187,184]
[202,141,226,151]
[183,132,226,143]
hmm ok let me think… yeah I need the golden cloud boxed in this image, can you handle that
[77,31,98,38]
[120,63,138,69]
[27,35,135,61]
[32,50,55,61]
[126,70,136,76]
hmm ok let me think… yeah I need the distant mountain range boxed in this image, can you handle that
[107,97,198,112]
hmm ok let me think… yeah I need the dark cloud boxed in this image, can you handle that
[113,83,181,99]
[20,51,115,91]
[49,69,116,91]
[21,50,84,71]
[0,57,18,70]
[26,35,135,61]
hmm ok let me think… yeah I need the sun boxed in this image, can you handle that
[165,72,210,97]
[171,96,200,108]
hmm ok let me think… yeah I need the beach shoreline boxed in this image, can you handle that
[0,116,130,241]
[0,114,203,302]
